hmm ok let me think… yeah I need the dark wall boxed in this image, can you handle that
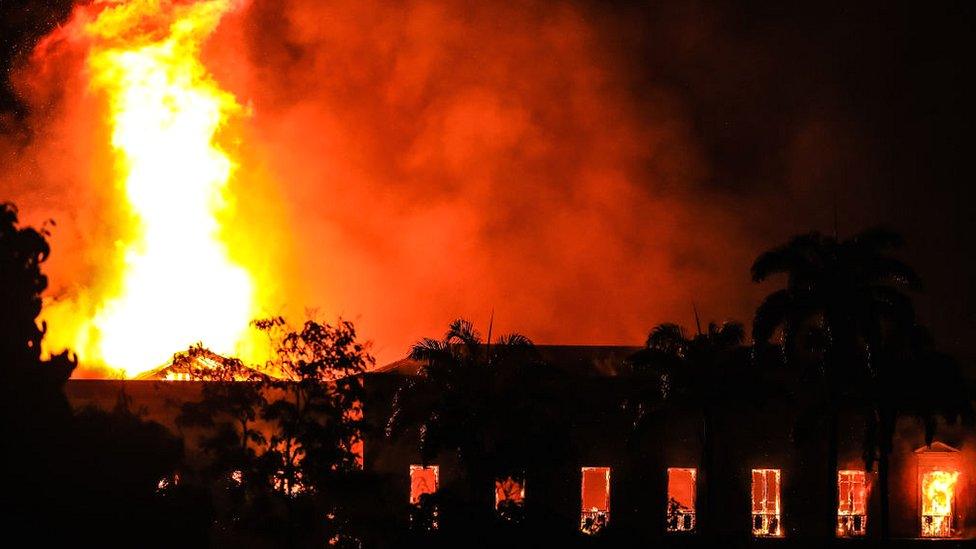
[66,377,976,543]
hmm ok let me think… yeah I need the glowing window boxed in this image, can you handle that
[666,468,697,532]
[351,438,364,470]
[751,469,782,537]
[921,470,959,537]
[837,470,867,537]
[409,465,439,530]
[495,474,526,522]
[580,466,610,535]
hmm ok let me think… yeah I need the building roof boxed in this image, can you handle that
[374,344,641,377]
[134,348,271,381]
[914,441,961,454]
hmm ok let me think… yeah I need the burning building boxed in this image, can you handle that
[916,443,965,538]
[63,344,976,544]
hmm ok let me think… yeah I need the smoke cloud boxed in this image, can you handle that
[3,0,972,372]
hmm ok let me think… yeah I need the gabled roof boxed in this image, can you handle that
[914,441,961,454]
[135,348,272,381]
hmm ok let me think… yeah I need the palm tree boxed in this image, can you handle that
[751,228,921,539]
[865,324,972,538]
[386,319,558,533]
[627,320,747,539]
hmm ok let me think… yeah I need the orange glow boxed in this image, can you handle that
[409,465,439,505]
[921,470,959,537]
[837,470,868,537]
[40,0,260,378]
[8,0,755,374]
[581,466,610,535]
[666,467,696,532]
[495,476,525,508]
[751,468,782,537]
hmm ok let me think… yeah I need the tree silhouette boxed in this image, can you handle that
[177,318,373,546]
[71,390,193,543]
[1,202,199,544]
[627,320,747,539]
[751,228,926,539]
[386,318,568,538]
[0,203,76,539]
[865,323,973,538]
[175,345,268,491]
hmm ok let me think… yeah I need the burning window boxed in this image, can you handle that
[409,465,439,531]
[495,474,525,523]
[916,442,963,538]
[666,468,697,532]
[751,469,782,537]
[580,466,610,535]
[837,470,868,537]
[921,470,959,537]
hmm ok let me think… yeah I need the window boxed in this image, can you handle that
[409,465,439,531]
[580,466,610,535]
[921,470,959,537]
[837,470,867,537]
[666,468,697,532]
[751,469,782,537]
[495,474,525,523]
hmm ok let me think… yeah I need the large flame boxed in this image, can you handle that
[45,0,256,377]
[921,470,959,537]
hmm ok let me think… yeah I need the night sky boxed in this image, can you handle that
[2,0,974,362]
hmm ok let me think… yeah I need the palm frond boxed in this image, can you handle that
[646,323,686,354]
[750,232,823,282]
[752,289,793,344]
[446,318,481,346]
[714,321,746,348]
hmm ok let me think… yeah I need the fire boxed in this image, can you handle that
[45,0,256,377]
[921,470,959,537]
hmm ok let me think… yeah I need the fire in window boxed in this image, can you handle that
[495,474,525,523]
[580,466,610,535]
[916,442,962,538]
[921,471,959,537]
[837,470,868,537]
[751,468,782,537]
[666,468,696,532]
[409,465,439,531]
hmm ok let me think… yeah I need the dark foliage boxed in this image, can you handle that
[176,317,374,547]
[752,228,972,539]
[0,202,186,545]
[386,318,572,538]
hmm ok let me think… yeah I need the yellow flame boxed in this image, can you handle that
[48,0,255,377]
[922,470,959,537]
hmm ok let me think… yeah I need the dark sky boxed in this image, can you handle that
[579,0,976,353]
[2,0,975,357]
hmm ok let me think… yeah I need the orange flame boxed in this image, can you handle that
[921,470,959,537]
[42,0,259,378]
